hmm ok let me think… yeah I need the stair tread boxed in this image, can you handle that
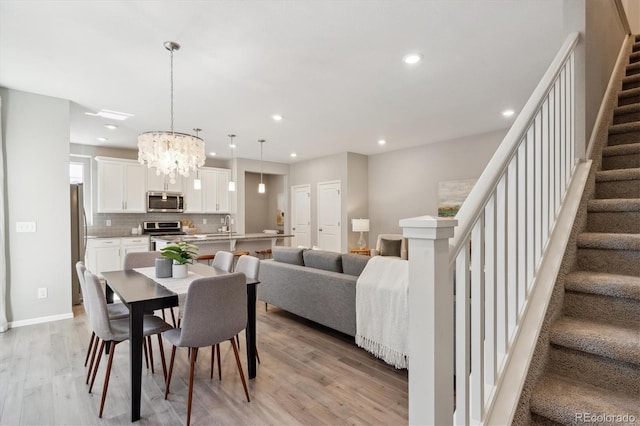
[531,374,640,424]
[623,73,640,84]
[566,271,640,301]
[595,167,640,182]
[609,121,640,134]
[614,102,640,115]
[588,198,640,212]
[602,142,640,156]
[578,232,640,250]
[550,317,640,365]
[626,61,640,71]
[618,87,640,99]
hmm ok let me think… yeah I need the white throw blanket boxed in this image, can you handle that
[355,256,409,369]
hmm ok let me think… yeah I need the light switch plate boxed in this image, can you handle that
[16,222,37,232]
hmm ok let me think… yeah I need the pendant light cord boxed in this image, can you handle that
[170,47,174,134]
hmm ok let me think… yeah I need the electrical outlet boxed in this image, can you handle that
[106,219,111,226]
[203,218,207,224]
[37,287,47,299]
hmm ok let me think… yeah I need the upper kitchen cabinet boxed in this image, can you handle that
[147,167,183,192]
[96,157,146,213]
[184,167,230,213]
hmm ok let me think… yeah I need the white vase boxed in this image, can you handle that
[172,263,188,279]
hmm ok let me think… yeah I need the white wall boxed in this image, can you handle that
[622,0,640,33]
[1,88,72,325]
[368,129,505,245]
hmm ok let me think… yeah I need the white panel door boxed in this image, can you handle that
[317,181,341,253]
[215,169,230,213]
[183,173,203,213]
[97,161,124,213]
[123,163,147,212]
[291,185,311,248]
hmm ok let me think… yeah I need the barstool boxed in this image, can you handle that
[232,251,250,271]
[196,254,215,265]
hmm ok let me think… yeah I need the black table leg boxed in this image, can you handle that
[129,304,144,422]
[246,284,257,379]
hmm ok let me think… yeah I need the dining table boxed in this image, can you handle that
[101,262,259,422]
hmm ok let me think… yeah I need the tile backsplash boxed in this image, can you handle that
[88,213,230,237]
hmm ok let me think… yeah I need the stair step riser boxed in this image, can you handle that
[587,211,640,233]
[626,66,640,77]
[596,179,640,199]
[578,248,640,276]
[608,131,640,145]
[612,110,640,124]
[602,154,640,170]
[548,345,640,396]
[629,54,640,64]
[564,291,640,328]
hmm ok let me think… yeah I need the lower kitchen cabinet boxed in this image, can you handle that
[86,236,150,276]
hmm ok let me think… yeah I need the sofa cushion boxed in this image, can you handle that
[341,253,370,276]
[380,238,402,257]
[303,250,343,273]
[272,247,305,265]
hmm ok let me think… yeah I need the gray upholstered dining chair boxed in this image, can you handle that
[211,254,261,379]
[163,273,250,426]
[83,270,173,418]
[212,250,234,272]
[123,251,162,269]
[75,261,128,376]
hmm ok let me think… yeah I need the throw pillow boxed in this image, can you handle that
[380,238,402,257]
[272,247,305,265]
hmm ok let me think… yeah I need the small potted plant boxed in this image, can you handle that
[160,242,199,279]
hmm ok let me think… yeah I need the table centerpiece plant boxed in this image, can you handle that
[160,242,199,278]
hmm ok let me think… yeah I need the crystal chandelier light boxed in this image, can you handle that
[138,41,205,184]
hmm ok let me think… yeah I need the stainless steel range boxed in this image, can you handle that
[142,221,184,236]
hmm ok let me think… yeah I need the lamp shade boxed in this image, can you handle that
[352,218,369,233]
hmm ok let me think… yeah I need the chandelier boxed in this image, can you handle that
[138,41,205,184]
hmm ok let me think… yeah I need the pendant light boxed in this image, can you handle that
[138,41,205,181]
[228,134,236,192]
[258,139,266,193]
[193,128,202,190]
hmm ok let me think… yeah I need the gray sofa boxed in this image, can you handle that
[258,247,370,336]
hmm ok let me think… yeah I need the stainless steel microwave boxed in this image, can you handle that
[147,192,184,213]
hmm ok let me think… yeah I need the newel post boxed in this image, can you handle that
[400,215,457,426]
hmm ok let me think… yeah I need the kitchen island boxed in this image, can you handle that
[152,232,293,255]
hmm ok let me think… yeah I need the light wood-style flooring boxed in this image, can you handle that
[0,303,407,425]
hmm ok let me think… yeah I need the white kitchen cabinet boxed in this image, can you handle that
[86,238,121,277]
[183,167,230,213]
[96,157,147,213]
[86,236,150,277]
[147,168,184,192]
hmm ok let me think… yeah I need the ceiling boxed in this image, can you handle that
[0,1,565,164]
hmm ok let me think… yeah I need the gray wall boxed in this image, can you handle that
[244,173,286,234]
[346,153,368,249]
[1,88,72,325]
[585,0,627,145]
[622,0,640,33]
[368,129,505,244]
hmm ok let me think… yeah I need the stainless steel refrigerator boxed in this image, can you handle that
[70,183,87,305]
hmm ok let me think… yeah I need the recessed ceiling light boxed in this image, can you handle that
[97,137,108,142]
[209,152,217,156]
[272,114,283,121]
[378,139,387,146]
[85,109,134,121]
[403,54,422,65]
[502,109,515,117]
[104,124,118,130]
[290,153,297,158]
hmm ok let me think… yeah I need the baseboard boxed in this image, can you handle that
[9,312,74,328]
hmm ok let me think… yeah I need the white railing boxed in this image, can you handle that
[401,32,584,425]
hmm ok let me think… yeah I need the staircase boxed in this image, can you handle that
[530,39,640,425]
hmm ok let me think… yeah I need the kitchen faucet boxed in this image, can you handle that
[224,215,232,236]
